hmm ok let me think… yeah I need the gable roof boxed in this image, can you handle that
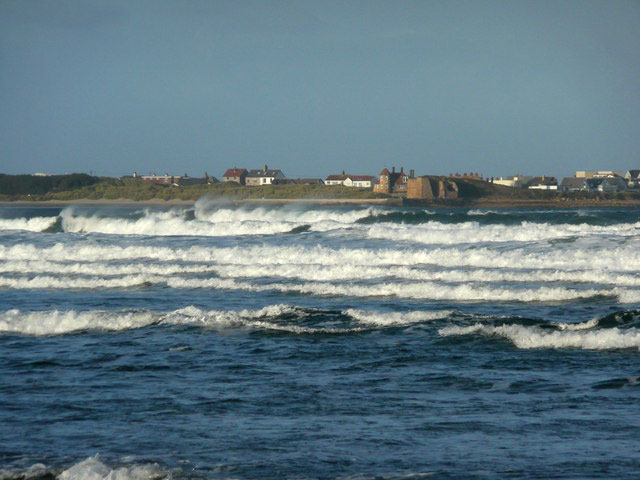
[326,174,347,181]
[223,168,247,177]
[560,177,586,188]
[345,175,374,182]
[247,169,283,178]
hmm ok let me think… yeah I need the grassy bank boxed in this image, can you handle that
[0,177,389,202]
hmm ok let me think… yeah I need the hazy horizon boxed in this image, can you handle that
[1,1,639,180]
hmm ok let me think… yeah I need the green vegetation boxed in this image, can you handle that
[0,173,98,196]
[0,175,388,201]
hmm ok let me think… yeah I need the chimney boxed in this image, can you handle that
[392,166,396,173]
[342,170,345,175]
[410,169,415,178]
[264,164,268,172]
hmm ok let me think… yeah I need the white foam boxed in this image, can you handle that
[439,323,640,350]
[0,216,58,232]
[165,277,614,303]
[0,260,217,276]
[59,457,165,480]
[363,220,640,246]
[4,241,640,275]
[0,275,159,290]
[346,309,452,326]
[0,305,361,336]
[0,309,157,335]
[56,204,382,237]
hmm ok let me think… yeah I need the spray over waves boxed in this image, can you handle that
[54,203,384,237]
[0,216,59,232]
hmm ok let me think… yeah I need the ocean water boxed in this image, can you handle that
[1,199,640,480]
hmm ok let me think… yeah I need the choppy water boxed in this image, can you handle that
[1,199,640,479]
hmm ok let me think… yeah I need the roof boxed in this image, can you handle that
[627,170,640,179]
[528,176,557,186]
[560,177,586,187]
[247,169,283,178]
[379,168,391,175]
[346,175,374,182]
[326,174,347,181]
[223,168,247,177]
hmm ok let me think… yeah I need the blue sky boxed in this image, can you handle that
[1,0,639,180]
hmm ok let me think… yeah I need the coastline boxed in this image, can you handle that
[0,197,403,207]
[1,196,640,208]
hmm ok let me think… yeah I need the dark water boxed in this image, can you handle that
[1,202,640,479]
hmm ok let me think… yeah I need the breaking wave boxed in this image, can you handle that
[439,310,640,350]
[0,457,168,480]
[0,305,454,336]
[0,216,59,232]
[4,242,640,272]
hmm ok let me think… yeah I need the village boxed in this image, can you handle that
[132,166,640,200]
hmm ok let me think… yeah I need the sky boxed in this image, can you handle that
[1,0,639,180]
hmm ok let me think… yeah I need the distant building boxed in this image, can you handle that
[583,178,626,193]
[493,175,532,188]
[325,172,374,188]
[373,167,411,195]
[625,170,640,188]
[407,176,458,200]
[559,177,587,192]
[141,173,181,185]
[575,171,622,179]
[325,172,348,186]
[527,176,558,190]
[222,168,248,185]
[450,172,484,181]
[245,165,286,186]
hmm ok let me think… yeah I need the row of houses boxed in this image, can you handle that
[220,166,376,187]
[132,166,640,196]
[493,170,640,193]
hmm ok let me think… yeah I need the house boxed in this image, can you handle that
[527,176,558,190]
[222,168,248,185]
[625,170,640,188]
[141,173,181,185]
[373,167,412,195]
[325,172,375,188]
[407,176,458,200]
[245,165,286,186]
[343,175,375,188]
[325,172,348,186]
[600,177,627,193]
[575,170,623,179]
[559,177,587,192]
[492,175,532,188]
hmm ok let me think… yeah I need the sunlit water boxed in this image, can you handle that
[1,200,640,479]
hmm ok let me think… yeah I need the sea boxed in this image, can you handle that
[1,199,640,480]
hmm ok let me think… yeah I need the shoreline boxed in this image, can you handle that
[1,197,640,208]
